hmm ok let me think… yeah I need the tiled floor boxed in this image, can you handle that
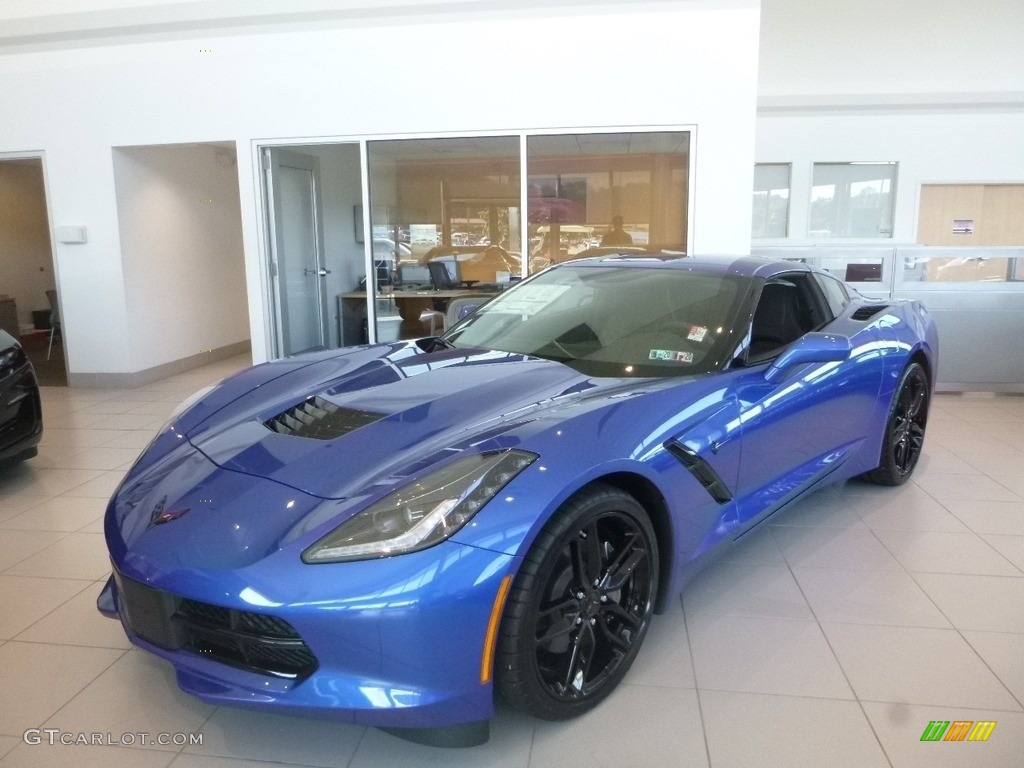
[0,358,1022,767]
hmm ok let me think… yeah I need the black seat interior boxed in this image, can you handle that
[750,281,808,358]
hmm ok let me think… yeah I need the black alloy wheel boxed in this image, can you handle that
[496,485,658,720]
[863,361,929,485]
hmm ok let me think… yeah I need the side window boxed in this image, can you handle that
[814,273,850,319]
[748,273,829,361]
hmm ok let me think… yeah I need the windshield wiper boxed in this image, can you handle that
[418,336,455,352]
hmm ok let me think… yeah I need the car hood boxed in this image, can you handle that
[184,342,624,500]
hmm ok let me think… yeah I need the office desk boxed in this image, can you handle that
[339,288,499,345]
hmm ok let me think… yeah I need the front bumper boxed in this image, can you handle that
[0,360,42,465]
[99,538,517,734]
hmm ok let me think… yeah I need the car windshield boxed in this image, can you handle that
[445,263,751,377]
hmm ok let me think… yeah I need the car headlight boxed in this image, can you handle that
[302,449,537,564]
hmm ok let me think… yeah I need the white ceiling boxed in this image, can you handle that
[0,0,692,51]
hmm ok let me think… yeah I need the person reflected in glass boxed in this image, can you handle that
[601,214,633,247]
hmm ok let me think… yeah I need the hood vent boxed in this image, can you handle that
[851,304,889,321]
[266,396,385,440]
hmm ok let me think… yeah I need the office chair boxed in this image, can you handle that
[445,296,488,329]
[46,289,61,360]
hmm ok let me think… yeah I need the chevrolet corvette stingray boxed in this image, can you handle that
[0,329,42,467]
[99,254,937,746]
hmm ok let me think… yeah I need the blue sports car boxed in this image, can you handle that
[99,254,937,746]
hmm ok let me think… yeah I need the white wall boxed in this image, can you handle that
[0,1,761,370]
[755,111,1024,244]
[759,0,1024,103]
[112,144,249,371]
[756,0,1024,245]
[0,160,55,328]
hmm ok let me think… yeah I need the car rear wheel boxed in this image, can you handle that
[495,484,658,720]
[862,361,929,485]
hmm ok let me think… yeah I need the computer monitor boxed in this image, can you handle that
[398,263,431,287]
[428,259,460,289]
[845,263,882,282]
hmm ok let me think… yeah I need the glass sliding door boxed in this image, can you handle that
[526,131,689,272]
[264,148,329,356]
[366,136,520,342]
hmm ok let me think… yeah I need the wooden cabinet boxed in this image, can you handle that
[918,184,1024,246]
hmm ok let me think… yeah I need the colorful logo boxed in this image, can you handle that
[920,720,996,742]
[147,495,191,528]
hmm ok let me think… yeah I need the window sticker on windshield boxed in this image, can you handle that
[492,284,572,315]
[687,325,708,342]
[649,349,694,363]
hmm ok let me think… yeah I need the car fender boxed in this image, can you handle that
[452,446,721,610]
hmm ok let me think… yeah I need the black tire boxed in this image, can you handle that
[495,484,658,720]
[862,361,929,485]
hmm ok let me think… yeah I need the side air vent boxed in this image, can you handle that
[265,396,385,440]
[665,440,732,504]
[851,304,889,321]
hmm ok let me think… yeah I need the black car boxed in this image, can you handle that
[0,330,42,466]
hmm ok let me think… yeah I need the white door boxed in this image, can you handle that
[264,148,329,356]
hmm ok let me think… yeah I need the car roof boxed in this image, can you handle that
[558,252,809,280]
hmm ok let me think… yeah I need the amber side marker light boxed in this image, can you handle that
[480,574,514,684]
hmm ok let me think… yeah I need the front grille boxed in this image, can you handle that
[0,358,42,449]
[238,611,301,638]
[265,395,384,440]
[178,598,231,627]
[115,572,317,680]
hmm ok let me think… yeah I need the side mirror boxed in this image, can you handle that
[764,332,851,385]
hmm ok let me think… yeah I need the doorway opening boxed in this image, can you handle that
[261,143,365,358]
[0,156,64,386]
[111,142,251,381]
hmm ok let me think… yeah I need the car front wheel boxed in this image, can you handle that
[495,484,658,720]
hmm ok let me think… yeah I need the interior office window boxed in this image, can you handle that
[365,136,520,341]
[810,162,896,238]
[526,132,689,272]
[752,163,790,238]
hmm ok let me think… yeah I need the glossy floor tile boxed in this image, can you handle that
[0,368,1022,767]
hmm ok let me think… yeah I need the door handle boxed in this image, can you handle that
[304,268,331,276]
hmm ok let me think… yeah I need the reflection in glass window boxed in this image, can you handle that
[446,264,745,377]
[526,132,689,272]
[814,273,851,318]
[898,247,1023,283]
[810,162,896,238]
[366,137,520,341]
[752,164,790,238]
